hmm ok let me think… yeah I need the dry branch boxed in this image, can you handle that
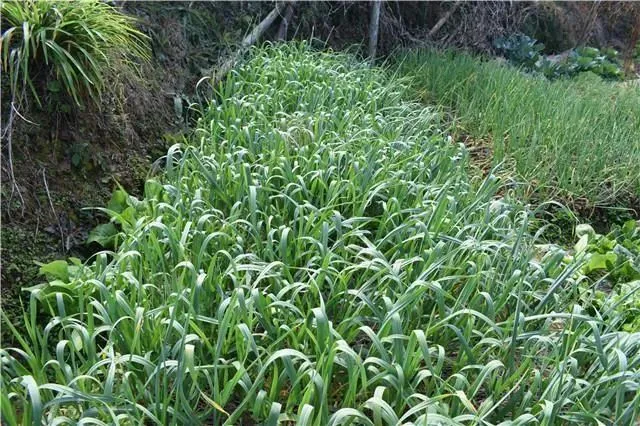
[428,2,461,38]
[210,4,285,84]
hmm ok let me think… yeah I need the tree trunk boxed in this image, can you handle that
[368,0,382,62]
[624,6,640,75]
[276,4,295,41]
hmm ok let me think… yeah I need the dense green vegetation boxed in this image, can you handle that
[493,34,625,80]
[577,220,640,334]
[396,50,640,208]
[2,43,639,425]
[0,0,149,107]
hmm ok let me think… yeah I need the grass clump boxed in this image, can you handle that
[0,0,149,106]
[396,50,640,209]
[2,43,640,424]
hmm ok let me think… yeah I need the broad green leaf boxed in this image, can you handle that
[87,223,118,247]
[38,260,69,281]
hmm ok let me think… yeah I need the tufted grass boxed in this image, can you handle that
[1,0,149,107]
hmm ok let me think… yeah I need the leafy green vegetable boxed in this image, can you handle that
[493,33,543,69]
[86,223,118,248]
[37,260,69,282]
[576,220,640,283]
[493,34,623,81]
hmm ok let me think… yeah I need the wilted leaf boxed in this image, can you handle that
[575,234,589,253]
[576,224,595,239]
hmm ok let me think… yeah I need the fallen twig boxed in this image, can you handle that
[42,167,65,252]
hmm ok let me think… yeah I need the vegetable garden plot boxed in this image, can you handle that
[2,43,639,425]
